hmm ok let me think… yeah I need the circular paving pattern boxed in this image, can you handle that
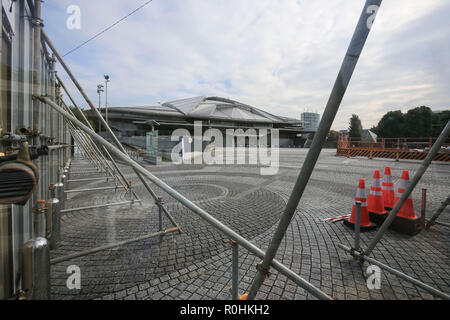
[50,150,450,301]
[51,172,286,300]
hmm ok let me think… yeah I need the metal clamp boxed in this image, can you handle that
[350,248,365,264]
[256,262,271,278]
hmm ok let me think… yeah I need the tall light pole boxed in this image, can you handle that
[97,84,104,132]
[104,75,110,126]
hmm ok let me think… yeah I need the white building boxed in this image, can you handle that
[301,112,321,132]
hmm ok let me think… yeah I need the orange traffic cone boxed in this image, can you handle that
[368,170,387,224]
[382,167,396,210]
[344,179,377,231]
[390,170,422,236]
[394,170,418,219]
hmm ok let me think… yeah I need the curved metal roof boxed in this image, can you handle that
[162,96,297,124]
[107,96,300,125]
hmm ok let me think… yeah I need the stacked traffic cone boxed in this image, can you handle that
[343,179,377,231]
[390,170,422,236]
[382,167,396,210]
[394,170,418,219]
[368,170,388,225]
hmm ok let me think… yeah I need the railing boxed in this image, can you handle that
[337,136,450,162]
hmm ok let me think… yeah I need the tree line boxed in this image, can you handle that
[373,106,449,138]
[348,106,449,139]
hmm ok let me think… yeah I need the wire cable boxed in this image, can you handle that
[62,0,153,57]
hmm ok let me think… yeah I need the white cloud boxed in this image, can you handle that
[44,0,450,130]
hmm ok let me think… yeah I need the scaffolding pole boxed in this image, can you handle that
[247,0,383,300]
[37,95,332,300]
[59,96,130,192]
[49,41,180,230]
[338,244,450,300]
[50,227,179,265]
[56,74,130,190]
[425,194,450,230]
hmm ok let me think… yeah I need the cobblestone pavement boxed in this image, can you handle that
[50,149,450,300]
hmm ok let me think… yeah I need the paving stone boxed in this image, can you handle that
[50,152,450,300]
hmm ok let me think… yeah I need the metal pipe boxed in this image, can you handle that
[157,197,163,241]
[37,95,332,300]
[62,172,68,206]
[33,201,46,238]
[60,200,141,214]
[365,121,450,256]
[52,183,62,248]
[47,145,72,151]
[434,221,450,228]
[69,170,103,174]
[44,34,150,205]
[61,100,135,198]
[64,186,118,194]
[161,201,184,234]
[57,87,119,178]
[64,117,108,173]
[67,121,109,173]
[50,227,179,265]
[65,121,104,171]
[354,202,361,251]
[22,238,51,300]
[231,240,239,300]
[426,194,450,229]
[247,0,383,300]
[68,177,112,183]
[338,243,450,300]
[32,0,42,130]
[56,68,131,196]
[421,188,427,228]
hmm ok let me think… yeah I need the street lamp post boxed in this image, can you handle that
[97,84,104,132]
[104,75,110,127]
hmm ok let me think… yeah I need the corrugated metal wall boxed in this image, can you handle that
[0,0,71,299]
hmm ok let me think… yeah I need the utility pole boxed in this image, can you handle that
[97,84,104,133]
[104,75,110,127]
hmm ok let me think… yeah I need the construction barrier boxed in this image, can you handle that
[337,137,450,162]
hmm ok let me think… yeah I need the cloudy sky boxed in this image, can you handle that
[42,0,450,130]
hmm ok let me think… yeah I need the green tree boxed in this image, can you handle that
[432,110,450,137]
[370,125,379,136]
[403,106,433,138]
[377,110,405,138]
[348,114,363,139]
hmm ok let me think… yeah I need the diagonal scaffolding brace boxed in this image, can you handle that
[425,194,450,229]
[246,0,383,300]
[36,94,332,300]
[42,30,182,233]
[56,75,134,194]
